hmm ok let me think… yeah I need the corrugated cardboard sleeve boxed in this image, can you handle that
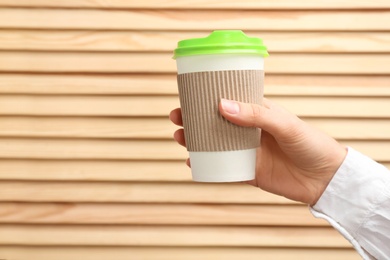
[177,70,263,152]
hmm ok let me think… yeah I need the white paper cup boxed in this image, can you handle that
[173,31,268,182]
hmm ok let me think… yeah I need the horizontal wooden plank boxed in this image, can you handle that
[305,118,390,140]
[0,181,293,204]
[0,202,325,226]
[0,95,389,118]
[0,159,191,181]
[0,136,388,160]
[0,117,177,139]
[0,138,186,160]
[1,74,390,96]
[0,225,351,247]
[274,97,390,118]
[0,74,179,95]
[0,246,360,260]
[0,159,388,182]
[0,0,388,9]
[0,9,389,31]
[0,138,388,161]
[1,31,390,53]
[1,52,390,74]
[0,117,389,140]
[0,95,180,116]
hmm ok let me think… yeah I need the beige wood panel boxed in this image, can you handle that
[0,95,389,118]
[0,117,389,140]
[0,160,191,181]
[0,202,325,226]
[0,159,389,182]
[2,52,390,74]
[0,0,388,9]
[0,9,389,31]
[0,181,295,204]
[1,74,389,96]
[0,2,387,258]
[0,246,360,260]
[0,225,351,247]
[1,31,390,53]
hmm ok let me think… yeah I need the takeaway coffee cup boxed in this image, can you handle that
[173,30,268,182]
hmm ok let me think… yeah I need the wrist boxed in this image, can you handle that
[310,144,348,206]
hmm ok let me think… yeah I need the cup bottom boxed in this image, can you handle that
[189,149,257,182]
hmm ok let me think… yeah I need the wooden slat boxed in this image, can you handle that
[0,117,177,139]
[0,181,293,204]
[0,202,325,226]
[0,95,389,118]
[305,118,390,140]
[274,97,390,118]
[0,0,388,9]
[0,139,186,160]
[1,31,390,53]
[0,95,180,116]
[1,74,390,96]
[0,159,388,182]
[0,159,191,181]
[1,52,390,74]
[0,225,351,247]
[0,117,390,140]
[0,138,388,161]
[0,246,360,260]
[0,9,389,31]
[0,74,179,95]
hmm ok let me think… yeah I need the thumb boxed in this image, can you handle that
[219,98,299,139]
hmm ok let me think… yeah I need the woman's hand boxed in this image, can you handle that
[170,98,347,205]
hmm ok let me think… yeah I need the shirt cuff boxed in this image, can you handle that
[310,147,390,260]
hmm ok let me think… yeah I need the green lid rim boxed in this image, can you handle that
[173,30,269,59]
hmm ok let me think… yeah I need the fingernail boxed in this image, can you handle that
[221,99,239,114]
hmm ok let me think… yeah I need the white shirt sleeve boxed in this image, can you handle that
[310,147,390,260]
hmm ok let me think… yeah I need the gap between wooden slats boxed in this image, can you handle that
[0,138,388,160]
[0,117,389,140]
[0,0,388,9]
[0,95,389,118]
[0,9,389,30]
[1,31,390,53]
[1,52,390,74]
[0,224,351,247]
[0,74,390,96]
[0,159,388,182]
[0,246,360,260]
[0,202,325,226]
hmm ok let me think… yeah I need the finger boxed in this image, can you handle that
[219,98,299,140]
[186,158,191,168]
[169,108,183,126]
[173,129,186,147]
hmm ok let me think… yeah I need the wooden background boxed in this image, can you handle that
[0,1,389,259]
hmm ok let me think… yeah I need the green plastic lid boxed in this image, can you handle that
[173,30,268,59]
